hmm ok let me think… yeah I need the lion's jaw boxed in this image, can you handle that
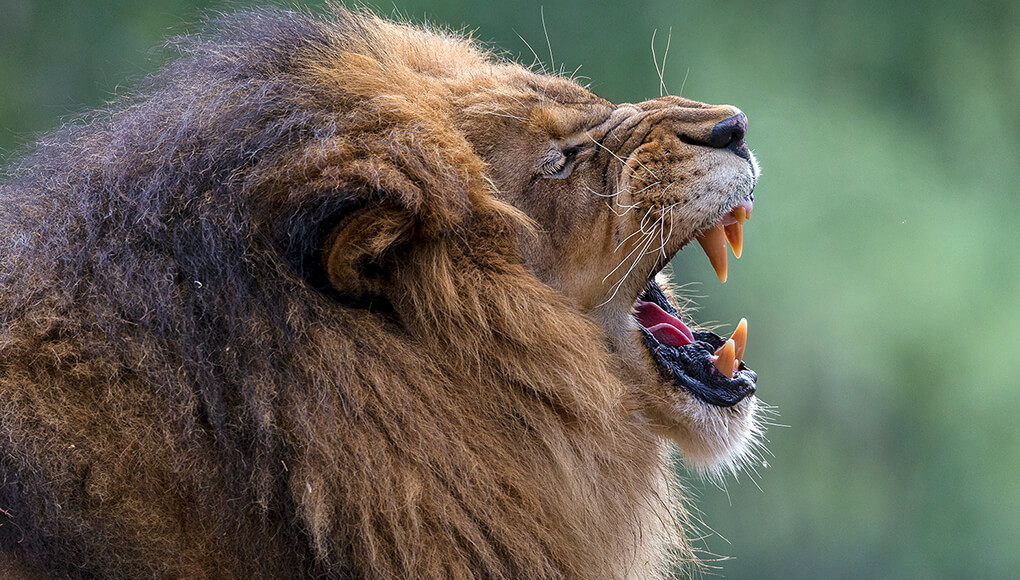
[460,79,765,476]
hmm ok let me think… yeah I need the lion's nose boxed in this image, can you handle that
[707,113,747,151]
[682,112,750,160]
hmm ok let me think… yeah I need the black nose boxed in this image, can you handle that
[682,112,750,160]
[707,113,747,151]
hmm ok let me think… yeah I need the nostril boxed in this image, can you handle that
[678,112,750,159]
[707,113,748,150]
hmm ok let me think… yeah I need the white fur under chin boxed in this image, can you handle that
[671,395,771,482]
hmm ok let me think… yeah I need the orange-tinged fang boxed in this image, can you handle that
[714,339,736,378]
[734,205,747,224]
[724,221,743,258]
[731,317,747,361]
[696,223,728,283]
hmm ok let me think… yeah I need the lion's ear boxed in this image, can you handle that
[321,204,413,300]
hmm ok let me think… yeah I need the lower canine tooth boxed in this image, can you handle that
[731,318,747,361]
[696,223,728,283]
[713,339,736,378]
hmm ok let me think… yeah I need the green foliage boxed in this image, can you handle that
[3,1,1017,577]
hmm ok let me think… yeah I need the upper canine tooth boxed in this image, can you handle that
[724,221,743,258]
[696,223,728,283]
[713,339,736,378]
[731,318,747,361]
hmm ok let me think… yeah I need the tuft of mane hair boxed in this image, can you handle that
[1,7,694,579]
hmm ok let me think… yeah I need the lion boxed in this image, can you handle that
[0,7,764,579]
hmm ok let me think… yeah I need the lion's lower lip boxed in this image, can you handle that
[634,281,756,407]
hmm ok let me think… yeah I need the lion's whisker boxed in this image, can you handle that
[604,233,652,284]
[662,28,673,97]
[588,185,626,199]
[679,66,691,98]
[515,33,546,72]
[587,136,661,182]
[651,28,673,98]
[638,209,655,234]
[567,64,584,82]
[638,198,673,236]
[651,29,664,97]
[600,224,660,306]
[631,181,662,197]
[653,202,680,259]
[593,179,659,211]
[660,205,676,259]
[603,222,659,283]
[541,6,555,74]
[608,201,640,218]
[482,111,527,121]
[659,209,667,258]
[613,223,649,253]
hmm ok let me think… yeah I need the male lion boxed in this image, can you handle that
[0,7,763,579]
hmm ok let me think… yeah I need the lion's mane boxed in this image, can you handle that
[0,8,684,579]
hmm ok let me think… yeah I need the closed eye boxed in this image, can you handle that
[538,145,584,179]
[538,149,566,176]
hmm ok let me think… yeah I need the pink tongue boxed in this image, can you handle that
[634,301,694,346]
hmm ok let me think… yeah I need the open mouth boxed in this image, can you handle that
[633,196,757,407]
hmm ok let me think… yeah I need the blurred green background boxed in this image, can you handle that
[2,0,1018,577]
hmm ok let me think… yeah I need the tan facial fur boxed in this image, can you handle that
[446,67,764,474]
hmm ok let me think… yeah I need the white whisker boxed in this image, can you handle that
[660,204,677,259]
[541,7,555,73]
[600,198,681,308]
[482,111,527,121]
[516,33,546,72]
[608,201,639,218]
[613,224,648,252]
[599,223,660,307]
[651,27,673,97]
[658,206,667,258]
[603,221,659,283]
[661,28,672,96]
[587,135,661,182]
[638,207,657,234]
[651,29,664,97]
[631,180,662,197]
[679,66,691,98]
[587,185,628,199]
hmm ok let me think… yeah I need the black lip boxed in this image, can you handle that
[637,282,756,407]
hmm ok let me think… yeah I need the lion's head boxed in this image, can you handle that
[313,13,764,473]
[0,7,765,578]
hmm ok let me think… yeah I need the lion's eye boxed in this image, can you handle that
[538,149,567,176]
[538,146,580,179]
